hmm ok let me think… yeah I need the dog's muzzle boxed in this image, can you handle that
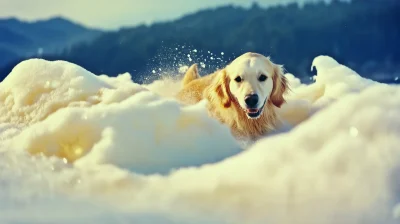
[243,94,266,119]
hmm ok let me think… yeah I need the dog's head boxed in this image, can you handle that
[206,52,289,119]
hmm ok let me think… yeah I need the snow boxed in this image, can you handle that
[1,58,240,174]
[0,56,399,224]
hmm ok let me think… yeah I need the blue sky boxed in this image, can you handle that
[0,0,321,30]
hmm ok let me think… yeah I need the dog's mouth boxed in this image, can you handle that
[246,108,262,118]
[243,103,266,119]
[234,96,267,119]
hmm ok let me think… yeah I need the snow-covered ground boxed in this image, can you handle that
[0,55,399,224]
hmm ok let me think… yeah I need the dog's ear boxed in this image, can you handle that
[204,69,232,108]
[270,64,289,108]
[182,63,200,86]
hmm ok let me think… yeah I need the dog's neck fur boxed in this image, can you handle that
[206,96,279,140]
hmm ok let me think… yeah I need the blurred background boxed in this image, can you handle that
[0,0,399,84]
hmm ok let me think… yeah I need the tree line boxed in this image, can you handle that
[1,0,399,83]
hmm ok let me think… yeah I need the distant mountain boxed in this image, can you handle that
[1,0,399,84]
[0,17,102,67]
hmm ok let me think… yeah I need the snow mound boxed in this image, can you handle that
[278,56,386,126]
[0,56,399,224]
[0,59,148,125]
[1,59,241,175]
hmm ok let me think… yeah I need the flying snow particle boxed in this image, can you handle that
[37,48,44,56]
[179,66,189,73]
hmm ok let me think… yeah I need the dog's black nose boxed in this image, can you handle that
[244,94,259,108]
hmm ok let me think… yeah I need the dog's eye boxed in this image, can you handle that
[234,76,242,83]
[258,74,268,82]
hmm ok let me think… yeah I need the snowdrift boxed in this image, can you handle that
[0,56,399,224]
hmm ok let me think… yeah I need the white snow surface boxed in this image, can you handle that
[0,56,399,224]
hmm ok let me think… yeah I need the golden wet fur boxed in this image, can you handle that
[175,52,290,140]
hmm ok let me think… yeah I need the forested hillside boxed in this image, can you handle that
[1,0,399,83]
[0,17,102,68]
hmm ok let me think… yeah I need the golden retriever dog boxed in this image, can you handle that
[175,52,290,140]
